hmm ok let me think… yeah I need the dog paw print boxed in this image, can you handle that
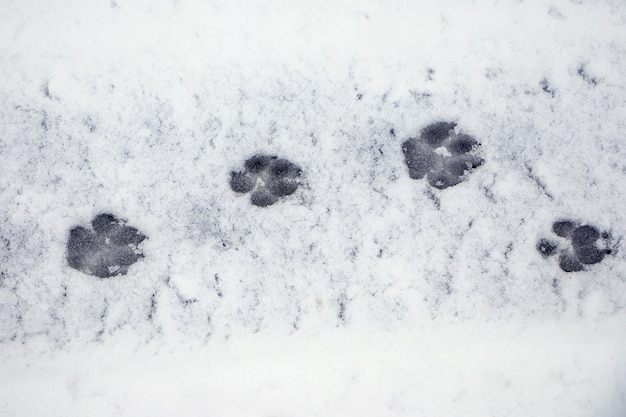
[537,220,614,272]
[67,213,147,278]
[230,154,302,207]
[402,121,484,189]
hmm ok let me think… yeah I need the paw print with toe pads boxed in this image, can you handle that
[230,154,302,207]
[402,121,484,189]
[67,213,147,278]
[537,220,614,272]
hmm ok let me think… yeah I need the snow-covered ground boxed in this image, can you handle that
[1,0,625,415]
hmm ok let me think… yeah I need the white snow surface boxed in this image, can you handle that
[1,0,626,415]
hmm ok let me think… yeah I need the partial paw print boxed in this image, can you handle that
[67,213,147,278]
[230,154,302,207]
[537,220,614,272]
[402,121,484,189]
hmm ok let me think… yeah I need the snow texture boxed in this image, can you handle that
[1,0,626,416]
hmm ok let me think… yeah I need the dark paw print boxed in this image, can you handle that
[67,213,147,278]
[537,220,613,272]
[230,154,301,207]
[402,121,484,189]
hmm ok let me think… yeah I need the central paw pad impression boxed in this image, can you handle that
[67,213,147,278]
[402,121,484,189]
[230,154,301,207]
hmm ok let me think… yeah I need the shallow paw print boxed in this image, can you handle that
[402,122,484,189]
[230,154,301,207]
[537,220,614,272]
[67,213,147,278]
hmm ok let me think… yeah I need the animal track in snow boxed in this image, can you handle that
[402,121,484,189]
[537,220,613,272]
[230,154,301,207]
[67,213,147,278]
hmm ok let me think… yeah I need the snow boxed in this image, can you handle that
[1,0,626,416]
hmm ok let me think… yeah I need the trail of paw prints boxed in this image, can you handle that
[537,220,614,272]
[230,154,302,207]
[402,121,484,189]
[67,213,147,278]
